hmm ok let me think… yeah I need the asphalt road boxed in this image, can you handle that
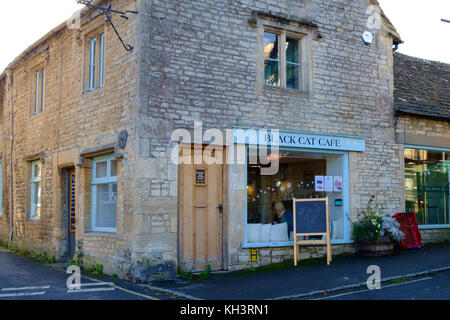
[306,271,450,300]
[0,249,178,300]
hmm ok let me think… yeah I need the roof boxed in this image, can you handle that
[394,52,450,122]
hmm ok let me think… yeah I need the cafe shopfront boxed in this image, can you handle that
[228,127,366,266]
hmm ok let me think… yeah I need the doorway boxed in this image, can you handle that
[178,145,227,272]
[67,168,76,260]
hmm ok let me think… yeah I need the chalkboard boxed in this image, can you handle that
[294,199,327,234]
[293,197,332,266]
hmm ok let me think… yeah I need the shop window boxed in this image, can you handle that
[246,146,346,244]
[84,30,105,92]
[91,155,117,232]
[404,148,450,226]
[29,160,42,220]
[31,66,45,114]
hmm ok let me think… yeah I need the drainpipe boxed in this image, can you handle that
[7,69,14,246]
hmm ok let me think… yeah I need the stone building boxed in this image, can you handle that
[0,0,447,281]
[393,52,450,243]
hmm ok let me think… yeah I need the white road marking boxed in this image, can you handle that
[312,276,433,300]
[67,287,115,293]
[0,291,46,298]
[2,285,50,291]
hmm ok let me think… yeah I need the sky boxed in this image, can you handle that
[378,0,450,64]
[0,0,449,72]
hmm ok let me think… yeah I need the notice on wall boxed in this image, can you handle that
[315,176,324,192]
[334,176,343,192]
[324,176,334,192]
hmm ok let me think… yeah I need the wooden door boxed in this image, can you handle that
[179,145,225,272]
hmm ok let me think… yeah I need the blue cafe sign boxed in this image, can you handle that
[233,127,366,152]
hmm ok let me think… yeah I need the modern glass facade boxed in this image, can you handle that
[404,148,450,226]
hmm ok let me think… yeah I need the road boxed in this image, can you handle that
[306,271,450,300]
[0,249,178,300]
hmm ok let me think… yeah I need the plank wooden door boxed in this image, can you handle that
[179,145,225,272]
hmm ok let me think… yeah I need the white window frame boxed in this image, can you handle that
[91,154,117,232]
[87,32,105,92]
[243,145,351,248]
[404,145,450,229]
[29,160,41,220]
[33,68,45,114]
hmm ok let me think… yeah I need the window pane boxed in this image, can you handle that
[264,33,280,87]
[286,63,300,89]
[31,181,41,218]
[96,183,117,229]
[264,60,279,86]
[110,159,117,177]
[35,71,40,113]
[405,148,450,225]
[286,38,299,63]
[95,161,107,178]
[33,162,41,178]
[89,38,96,90]
[264,33,279,59]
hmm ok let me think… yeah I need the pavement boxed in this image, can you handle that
[146,242,450,300]
[2,242,450,300]
[0,248,179,300]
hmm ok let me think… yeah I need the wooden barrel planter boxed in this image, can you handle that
[358,237,395,256]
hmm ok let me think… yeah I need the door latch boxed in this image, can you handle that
[217,204,223,215]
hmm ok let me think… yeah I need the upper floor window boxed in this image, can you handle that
[264,31,301,90]
[84,30,105,92]
[31,66,45,114]
[30,160,42,220]
[91,155,117,232]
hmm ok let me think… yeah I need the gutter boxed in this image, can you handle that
[395,109,450,123]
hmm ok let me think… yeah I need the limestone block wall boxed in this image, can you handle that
[137,0,404,272]
[0,0,141,279]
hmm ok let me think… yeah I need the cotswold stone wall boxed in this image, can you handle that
[137,0,404,271]
[0,0,140,278]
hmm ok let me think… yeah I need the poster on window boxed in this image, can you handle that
[334,176,343,192]
[324,176,334,192]
[315,176,324,192]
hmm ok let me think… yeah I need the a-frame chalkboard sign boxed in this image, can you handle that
[293,197,332,266]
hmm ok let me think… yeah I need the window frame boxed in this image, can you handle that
[91,154,118,233]
[243,145,351,248]
[83,24,106,93]
[258,21,313,93]
[29,160,42,220]
[404,144,450,229]
[30,65,46,115]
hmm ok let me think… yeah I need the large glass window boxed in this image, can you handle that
[30,160,41,219]
[246,147,346,244]
[405,148,450,226]
[92,155,117,232]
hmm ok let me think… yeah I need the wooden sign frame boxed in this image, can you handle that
[293,197,332,266]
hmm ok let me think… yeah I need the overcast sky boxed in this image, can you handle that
[0,0,449,72]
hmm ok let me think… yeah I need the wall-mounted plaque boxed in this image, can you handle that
[195,169,206,185]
